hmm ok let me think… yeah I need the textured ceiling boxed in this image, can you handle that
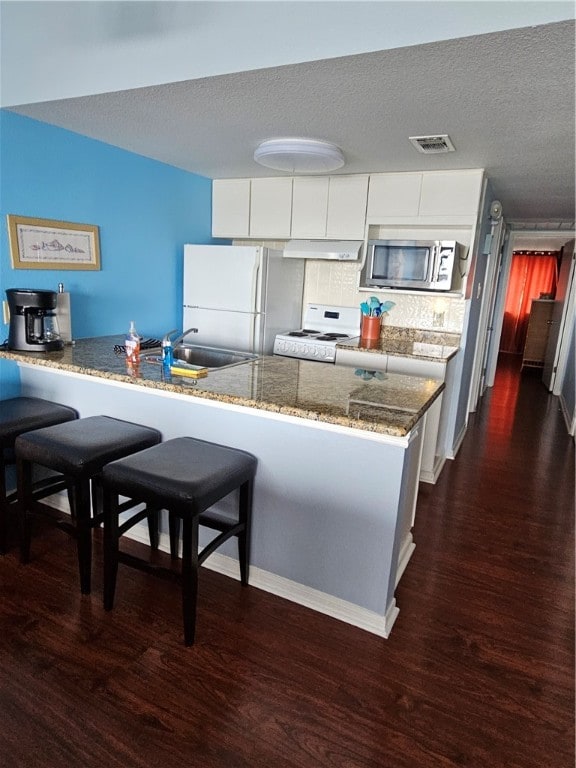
[8,20,576,221]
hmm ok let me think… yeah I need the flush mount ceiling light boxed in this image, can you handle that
[253,138,345,173]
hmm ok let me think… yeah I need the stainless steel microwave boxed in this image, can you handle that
[360,240,460,292]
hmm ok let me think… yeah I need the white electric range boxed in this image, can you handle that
[273,304,361,363]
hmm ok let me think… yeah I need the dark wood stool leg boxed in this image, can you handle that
[90,478,103,525]
[147,506,159,551]
[181,514,199,646]
[169,513,181,559]
[71,479,93,594]
[67,486,76,519]
[17,457,34,564]
[238,478,253,586]
[103,487,120,612]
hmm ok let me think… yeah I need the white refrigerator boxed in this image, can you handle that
[182,244,305,353]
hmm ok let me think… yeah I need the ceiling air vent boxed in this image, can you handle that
[409,134,456,154]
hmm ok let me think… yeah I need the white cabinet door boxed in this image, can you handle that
[418,395,443,485]
[386,355,447,483]
[385,356,446,379]
[334,347,388,371]
[291,177,329,238]
[326,175,369,239]
[250,178,293,238]
[419,170,484,217]
[212,179,250,237]
[337,350,448,483]
[367,173,422,219]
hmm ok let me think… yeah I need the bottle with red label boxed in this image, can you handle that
[125,321,141,365]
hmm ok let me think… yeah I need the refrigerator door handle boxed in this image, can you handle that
[250,312,257,352]
[251,260,260,311]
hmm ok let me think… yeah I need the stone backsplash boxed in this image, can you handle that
[302,260,466,333]
[380,325,460,346]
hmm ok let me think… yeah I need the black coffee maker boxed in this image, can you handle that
[6,289,64,352]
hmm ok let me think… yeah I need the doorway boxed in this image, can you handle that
[483,228,574,390]
[499,249,559,356]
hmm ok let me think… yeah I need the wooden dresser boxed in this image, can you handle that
[521,299,554,369]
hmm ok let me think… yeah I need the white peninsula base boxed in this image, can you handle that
[18,364,425,639]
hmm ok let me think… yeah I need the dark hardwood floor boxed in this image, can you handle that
[1,354,574,768]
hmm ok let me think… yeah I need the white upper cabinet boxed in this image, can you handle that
[212,179,250,238]
[419,170,484,217]
[326,175,369,239]
[291,175,368,239]
[250,177,293,238]
[291,177,330,238]
[367,173,422,219]
[367,169,484,220]
[212,170,484,239]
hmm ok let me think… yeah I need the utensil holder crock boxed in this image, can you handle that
[360,315,382,342]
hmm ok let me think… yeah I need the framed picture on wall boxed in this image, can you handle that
[7,214,101,270]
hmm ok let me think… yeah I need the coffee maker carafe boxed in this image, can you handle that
[6,289,64,352]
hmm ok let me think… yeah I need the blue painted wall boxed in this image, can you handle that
[0,110,213,398]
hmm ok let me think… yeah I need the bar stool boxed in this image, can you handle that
[0,397,78,554]
[16,415,161,593]
[101,436,257,646]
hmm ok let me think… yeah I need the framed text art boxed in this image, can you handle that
[7,215,101,270]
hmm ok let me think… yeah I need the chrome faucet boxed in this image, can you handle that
[168,327,198,347]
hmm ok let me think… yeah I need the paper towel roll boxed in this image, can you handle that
[56,291,72,343]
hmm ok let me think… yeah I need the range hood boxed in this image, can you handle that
[283,240,362,261]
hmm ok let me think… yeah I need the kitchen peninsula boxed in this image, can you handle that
[1,337,444,637]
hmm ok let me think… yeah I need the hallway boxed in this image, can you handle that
[0,355,574,768]
[399,352,575,766]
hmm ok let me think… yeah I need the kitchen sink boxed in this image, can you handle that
[173,344,259,370]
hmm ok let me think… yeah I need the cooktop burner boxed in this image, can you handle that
[317,333,348,339]
[273,304,361,363]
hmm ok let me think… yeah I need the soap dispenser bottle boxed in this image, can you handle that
[125,321,140,364]
[161,331,175,369]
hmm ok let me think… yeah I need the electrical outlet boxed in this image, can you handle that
[432,311,445,328]
[2,300,9,325]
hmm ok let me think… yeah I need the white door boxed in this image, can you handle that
[183,244,262,312]
[474,217,506,404]
[543,240,575,391]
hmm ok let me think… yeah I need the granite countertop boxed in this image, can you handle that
[336,325,460,362]
[0,335,445,438]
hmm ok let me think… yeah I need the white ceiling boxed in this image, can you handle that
[2,2,575,223]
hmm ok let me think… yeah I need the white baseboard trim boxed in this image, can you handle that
[44,492,398,639]
[395,533,415,587]
[447,422,467,459]
[419,455,447,484]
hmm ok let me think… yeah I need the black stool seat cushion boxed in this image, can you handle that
[102,436,257,515]
[1,397,77,448]
[15,415,161,477]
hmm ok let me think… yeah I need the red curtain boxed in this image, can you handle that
[500,252,558,353]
